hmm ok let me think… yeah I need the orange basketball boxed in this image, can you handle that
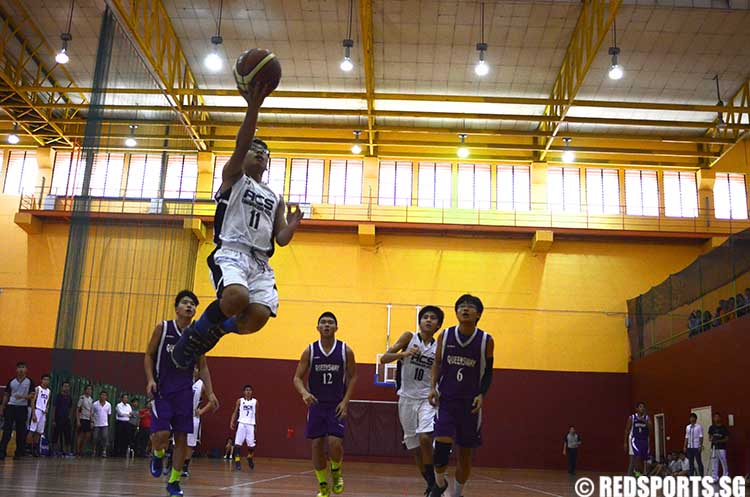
[233,48,282,95]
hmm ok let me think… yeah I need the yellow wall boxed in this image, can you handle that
[0,195,705,373]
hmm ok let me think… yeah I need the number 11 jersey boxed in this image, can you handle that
[397,332,436,400]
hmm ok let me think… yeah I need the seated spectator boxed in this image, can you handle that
[668,452,681,475]
[702,310,713,332]
[727,297,736,321]
[714,306,723,327]
[648,455,670,477]
[745,288,750,311]
[673,452,690,476]
[736,293,748,317]
[688,311,701,336]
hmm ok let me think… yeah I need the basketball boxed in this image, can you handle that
[233,48,282,95]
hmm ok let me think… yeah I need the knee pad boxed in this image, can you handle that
[434,441,452,467]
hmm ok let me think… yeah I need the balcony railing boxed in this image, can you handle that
[17,187,750,236]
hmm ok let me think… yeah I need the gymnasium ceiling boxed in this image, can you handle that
[0,0,749,168]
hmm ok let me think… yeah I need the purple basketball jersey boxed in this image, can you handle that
[631,413,649,441]
[154,320,194,396]
[437,326,490,400]
[308,340,347,406]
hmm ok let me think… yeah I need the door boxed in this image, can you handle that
[654,413,666,462]
[691,406,712,474]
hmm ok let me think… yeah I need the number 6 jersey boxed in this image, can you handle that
[214,174,280,257]
[308,340,347,406]
[397,332,436,400]
[437,326,490,401]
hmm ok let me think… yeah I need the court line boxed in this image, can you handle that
[512,483,564,497]
[219,473,295,490]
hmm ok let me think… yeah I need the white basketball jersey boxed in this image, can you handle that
[237,398,257,425]
[192,379,204,414]
[35,386,51,411]
[397,332,437,400]
[215,175,279,256]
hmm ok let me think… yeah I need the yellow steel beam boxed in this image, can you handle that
[0,0,87,146]
[359,0,376,155]
[13,85,737,114]
[105,0,207,151]
[538,0,623,161]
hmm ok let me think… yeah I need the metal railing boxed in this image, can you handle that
[16,186,750,235]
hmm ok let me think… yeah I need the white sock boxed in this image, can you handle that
[435,471,446,487]
[453,481,464,497]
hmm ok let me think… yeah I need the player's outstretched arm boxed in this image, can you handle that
[428,330,444,407]
[293,347,317,406]
[219,84,272,194]
[143,323,162,396]
[274,197,303,247]
[336,346,358,419]
[380,332,415,364]
[31,387,39,422]
[197,355,219,412]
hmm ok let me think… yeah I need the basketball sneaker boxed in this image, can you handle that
[171,322,225,369]
[316,482,330,497]
[247,457,255,470]
[149,454,163,478]
[331,472,344,494]
[430,480,448,497]
[166,481,184,497]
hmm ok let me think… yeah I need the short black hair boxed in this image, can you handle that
[132,398,140,404]
[100,390,108,396]
[454,294,484,315]
[175,290,199,308]
[41,373,50,380]
[419,306,445,328]
[120,393,128,399]
[318,311,338,326]
[84,384,92,390]
[252,138,269,151]
[16,361,26,367]
[713,412,721,416]
[243,384,253,391]
[62,380,70,385]
[636,401,646,408]
[689,412,697,419]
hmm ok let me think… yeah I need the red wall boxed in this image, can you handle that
[0,345,629,471]
[630,315,750,475]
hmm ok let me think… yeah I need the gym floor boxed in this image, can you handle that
[0,457,586,497]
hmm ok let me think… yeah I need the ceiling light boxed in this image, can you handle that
[457,133,470,158]
[473,3,488,77]
[607,18,623,80]
[714,74,726,130]
[340,0,355,73]
[205,0,224,72]
[56,1,74,65]
[562,137,575,163]
[351,130,362,154]
[125,124,137,148]
[7,122,19,144]
[340,39,354,72]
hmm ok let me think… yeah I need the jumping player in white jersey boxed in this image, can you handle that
[28,373,51,457]
[170,84,303,369]
[230,385,258,471]
[381,306,444,496]
[182,366,210,477]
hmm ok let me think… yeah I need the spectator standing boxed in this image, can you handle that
[135,400,152,457]
[562,426,582,475]
[128,398,140,456]
[709,412,730,479]
[52,380,74,456]
[684,413,704,476]
[92,391,112,457]
[0,361,34,460]
[114,394,132,457]
[76,385,94,456]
